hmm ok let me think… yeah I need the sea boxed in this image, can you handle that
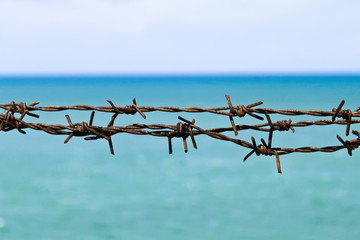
[0,75,359,239]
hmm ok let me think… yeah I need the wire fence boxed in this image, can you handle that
[1,95,359,173]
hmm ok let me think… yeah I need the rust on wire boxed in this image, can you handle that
[1,95,360,173]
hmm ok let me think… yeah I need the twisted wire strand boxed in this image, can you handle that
[2,100,359,118]
[1,95,359,173]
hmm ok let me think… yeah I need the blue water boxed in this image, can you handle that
[0,75,359,239]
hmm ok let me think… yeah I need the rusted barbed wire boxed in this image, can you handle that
[1,95,360,174]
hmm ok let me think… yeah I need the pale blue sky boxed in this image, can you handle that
[1,0,359,74]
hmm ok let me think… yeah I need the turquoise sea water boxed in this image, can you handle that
[0,75,360,239]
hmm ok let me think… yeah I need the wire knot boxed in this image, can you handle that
[124,104,137,115]
[257,144,275,156]
[13,102,27,113]
[340,109,352,121]
[167,116,197,154]
[273,119,295,132]
[65,112,115,155]
[171,122,189,138]
[107,98,146,119]
[234,105,246,117]
[244,137,282,173]
[337,134,360,156]
[7,101,40,119]
[0,108,26,134]
[77,121,89,133]
[225,94,263,136]
[332,100,353,136]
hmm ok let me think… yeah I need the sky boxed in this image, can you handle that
[0,0,359,74]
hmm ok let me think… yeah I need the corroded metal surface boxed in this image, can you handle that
[1,95,359,173]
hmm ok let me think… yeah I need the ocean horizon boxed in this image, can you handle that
[0,75,359,239]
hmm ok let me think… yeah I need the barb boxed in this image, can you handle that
[1,95,360,174]
[225,94,263,136]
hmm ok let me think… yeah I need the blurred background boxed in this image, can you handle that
[1,1,360,239]
[1,0,360,74]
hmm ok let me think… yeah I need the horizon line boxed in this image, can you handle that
[1,72,360,78]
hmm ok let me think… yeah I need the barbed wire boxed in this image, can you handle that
[1,95,359,174]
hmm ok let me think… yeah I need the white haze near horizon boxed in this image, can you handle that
[0,0,359,74]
